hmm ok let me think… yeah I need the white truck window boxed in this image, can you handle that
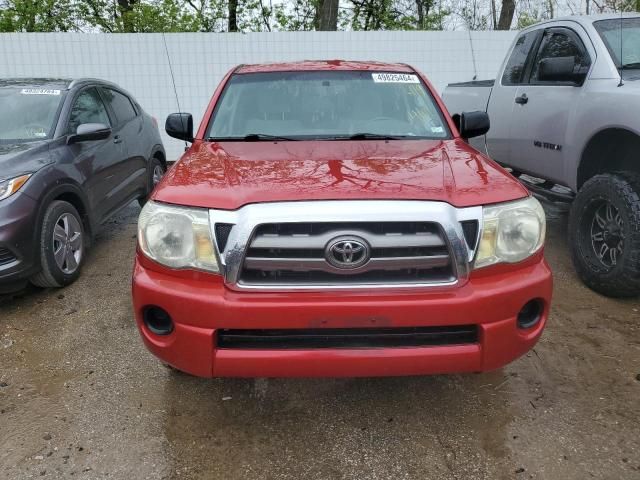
[501,31,539,86]
[530,30,589,82]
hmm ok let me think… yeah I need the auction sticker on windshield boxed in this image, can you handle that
[372,73,420,83]
[20,88,61,95]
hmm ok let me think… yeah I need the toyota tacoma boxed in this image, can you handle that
[132,61,552,377]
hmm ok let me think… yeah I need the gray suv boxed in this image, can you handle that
[0,78,166,292]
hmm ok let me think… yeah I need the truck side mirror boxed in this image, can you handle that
[165,113,194,142]
[538,56,587,85]
[457,111,490,140]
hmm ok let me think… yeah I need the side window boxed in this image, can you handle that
[100,88,137,125]
[530,29,590,82]
[501,31,539,85]
[67,88,111,135]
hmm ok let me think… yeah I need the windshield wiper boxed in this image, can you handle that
[205,133,298,142]
[346,133,412,140]
[621,62,640,70]
[243,133,299,141]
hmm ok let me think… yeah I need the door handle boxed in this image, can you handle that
[113,135,122,144]
[515,93,528,105]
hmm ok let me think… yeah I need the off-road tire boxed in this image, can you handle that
[138,157,165,208]
[30,201,86,288]
[568,172,640,298]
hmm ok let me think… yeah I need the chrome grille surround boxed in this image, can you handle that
[209,201,482,291]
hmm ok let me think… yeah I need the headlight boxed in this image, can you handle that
[475,196,545,268]
[0,174,31,201]
[138,200,220,273]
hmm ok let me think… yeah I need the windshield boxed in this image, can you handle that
[206,71,450,140]
[594,17,640,69]
[0,87,63,143]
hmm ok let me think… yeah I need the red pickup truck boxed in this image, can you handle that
[132,61,552,377]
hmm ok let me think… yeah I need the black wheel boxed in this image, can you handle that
[138,157,165,208]
[30,201,86,288]
[569,173,640,297]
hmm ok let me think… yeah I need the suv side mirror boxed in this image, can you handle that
[166,113,193,142]
[457,111,490,140]
[67,123,111,144]
[538,56,587,85]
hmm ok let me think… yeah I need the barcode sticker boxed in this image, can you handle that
[372,73,420,84]
[21,88,61,95]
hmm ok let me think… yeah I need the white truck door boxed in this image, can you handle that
[508,27,592,184]
[486,30,541,165]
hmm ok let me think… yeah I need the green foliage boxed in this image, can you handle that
[0,0,81,32]
[346,0,447,31]
[0,0,451,32]
[78,0,205,33]
[123,0,203,32]
[516,10,541,29]
[273,0,316,31]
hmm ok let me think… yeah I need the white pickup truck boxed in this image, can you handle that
[443,13,640,298]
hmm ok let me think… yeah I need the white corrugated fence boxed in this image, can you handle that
[0,31,517,160]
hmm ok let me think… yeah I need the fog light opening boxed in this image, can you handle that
[517,299,544,330]
[143,306,174,335]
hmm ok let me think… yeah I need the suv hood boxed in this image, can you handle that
[154,139,528,209]
[0,141,51,181]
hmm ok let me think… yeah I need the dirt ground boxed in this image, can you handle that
[0,201,638,480]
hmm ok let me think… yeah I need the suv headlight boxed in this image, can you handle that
[475,196,546,269]
[138,200,219,273]
[0,174,31,201]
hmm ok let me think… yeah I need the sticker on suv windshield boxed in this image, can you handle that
[372,73,420,84]
[20,88,61,95]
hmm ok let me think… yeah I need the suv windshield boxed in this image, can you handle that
[594,17,640,70]
[207,71,450,140]
[0,87,63,143]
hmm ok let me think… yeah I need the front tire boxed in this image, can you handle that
[569,173,640,297]
[30,201,86,288]
[138,157,165,208]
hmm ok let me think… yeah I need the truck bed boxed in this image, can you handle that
[442,80,494,119]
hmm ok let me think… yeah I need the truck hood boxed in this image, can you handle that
[0,140,52,182]
[154,139,528,209]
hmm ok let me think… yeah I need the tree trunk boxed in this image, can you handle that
[315,0,339,30]
[490,0,497,29]
[117,0,137,32]
[228,0,238,31]
[416,0,424,29]
[416,0,433,29]
[496,0,515,30]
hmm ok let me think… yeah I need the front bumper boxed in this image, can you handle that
[0,192,40,288]
[132,254,552,377]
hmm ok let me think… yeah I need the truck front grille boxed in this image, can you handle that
[217,325,478,349]
[238,222,456,287]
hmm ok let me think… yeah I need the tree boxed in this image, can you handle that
[228,0,238,30]
[416,0,433,29]
[496,0,515,29]
[273,0,316,30]
[117,0,138,32]
[0,0,81,32]
[316,0,339,30]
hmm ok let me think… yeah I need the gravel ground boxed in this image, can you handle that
[0,201,639,480]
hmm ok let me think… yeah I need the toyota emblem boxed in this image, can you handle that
[325,235,370,269]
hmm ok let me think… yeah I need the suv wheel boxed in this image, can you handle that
[31,201,85,288]
[138,157,165,207]
[569,173,640,297]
